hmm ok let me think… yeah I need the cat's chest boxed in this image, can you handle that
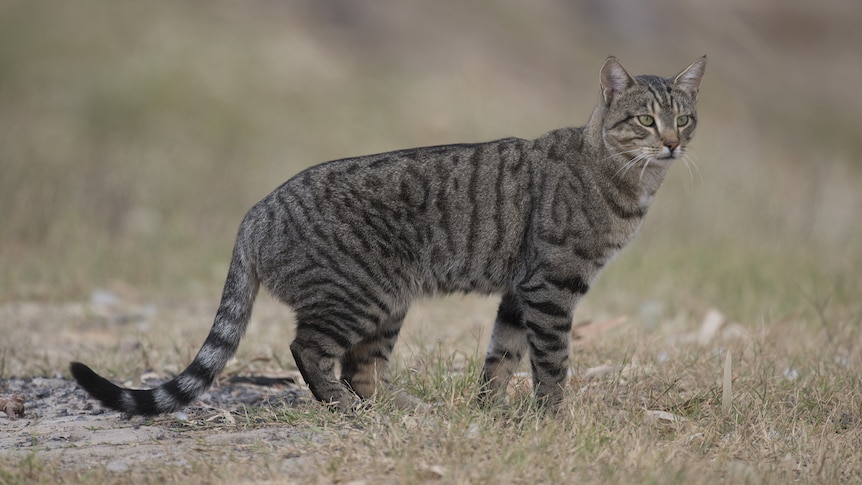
[639,191,656,208]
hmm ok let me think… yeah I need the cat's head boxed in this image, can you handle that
[598,56,706,170]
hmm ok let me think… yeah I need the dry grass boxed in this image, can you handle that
[2,1,862,484]
[2,294,861,484]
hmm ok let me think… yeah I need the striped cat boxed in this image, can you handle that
[71,56,707,415]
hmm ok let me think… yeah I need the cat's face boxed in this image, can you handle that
[599,57,706,171]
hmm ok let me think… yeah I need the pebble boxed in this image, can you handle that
[106,460,129,473]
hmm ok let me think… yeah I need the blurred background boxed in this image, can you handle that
[1,0,860,326]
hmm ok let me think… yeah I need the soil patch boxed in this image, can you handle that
[1,373,323,477]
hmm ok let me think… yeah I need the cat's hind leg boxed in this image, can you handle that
[290,311,372,411]
[479,292,529,406]
[340,312,425,410]
[340,314,403,400]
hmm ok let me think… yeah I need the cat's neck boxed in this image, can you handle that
[584,105,605,150]
[584,105,670,204]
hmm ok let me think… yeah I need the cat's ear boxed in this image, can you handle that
[673,56,707,100]
[600,57,637,105]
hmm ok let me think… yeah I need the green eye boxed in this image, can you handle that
[676,115,689,126]
[637,115,655,126]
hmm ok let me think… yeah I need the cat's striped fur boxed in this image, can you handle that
[71,56,706,415]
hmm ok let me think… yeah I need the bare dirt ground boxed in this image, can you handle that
[0,295,342,482]
[0,370,324,477]
[0,292,498,482]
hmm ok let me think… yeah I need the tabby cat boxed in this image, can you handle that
[71,56,707,415]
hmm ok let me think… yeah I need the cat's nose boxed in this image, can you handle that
[664,141,679,152]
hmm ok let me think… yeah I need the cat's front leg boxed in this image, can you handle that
[517,273,585,412]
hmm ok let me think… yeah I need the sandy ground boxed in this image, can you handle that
[0,372,326,475]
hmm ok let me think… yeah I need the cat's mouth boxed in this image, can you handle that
[656,145,681,160]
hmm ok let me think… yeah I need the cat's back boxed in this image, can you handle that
[251,135,537,295]
[273,136,532,220]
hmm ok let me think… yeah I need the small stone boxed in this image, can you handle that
[106,460,129,473]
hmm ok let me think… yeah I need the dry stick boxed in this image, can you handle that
[721,350,732,418]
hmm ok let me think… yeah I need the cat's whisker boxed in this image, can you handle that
[627,153,651,179]
[614,158,636,179]
[614,152,649,179]
[612,159,633,179]
[684,151,704,186]
[603,148,637,164]
[679,151,695,188]
[628,156,648,177]
[639,156,654,181]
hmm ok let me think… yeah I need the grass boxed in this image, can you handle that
[2,1,862,484]
[3,316,862,483]
[3,293,861,483]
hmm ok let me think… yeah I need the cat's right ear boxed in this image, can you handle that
[600,57,637,105]
[673,55,707,101]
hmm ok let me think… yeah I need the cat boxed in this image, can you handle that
[71,56,707,415]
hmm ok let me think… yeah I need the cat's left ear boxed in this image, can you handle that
[673,56,707,100]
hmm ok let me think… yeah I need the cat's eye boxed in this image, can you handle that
[676,115,689,127]
[637,115,655,127]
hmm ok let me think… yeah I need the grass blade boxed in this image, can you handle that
[722,349,732,418]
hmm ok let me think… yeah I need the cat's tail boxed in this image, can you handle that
[70,240,260,416]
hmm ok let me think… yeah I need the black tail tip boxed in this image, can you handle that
[69,361,127,412]
[70,361,96,383]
